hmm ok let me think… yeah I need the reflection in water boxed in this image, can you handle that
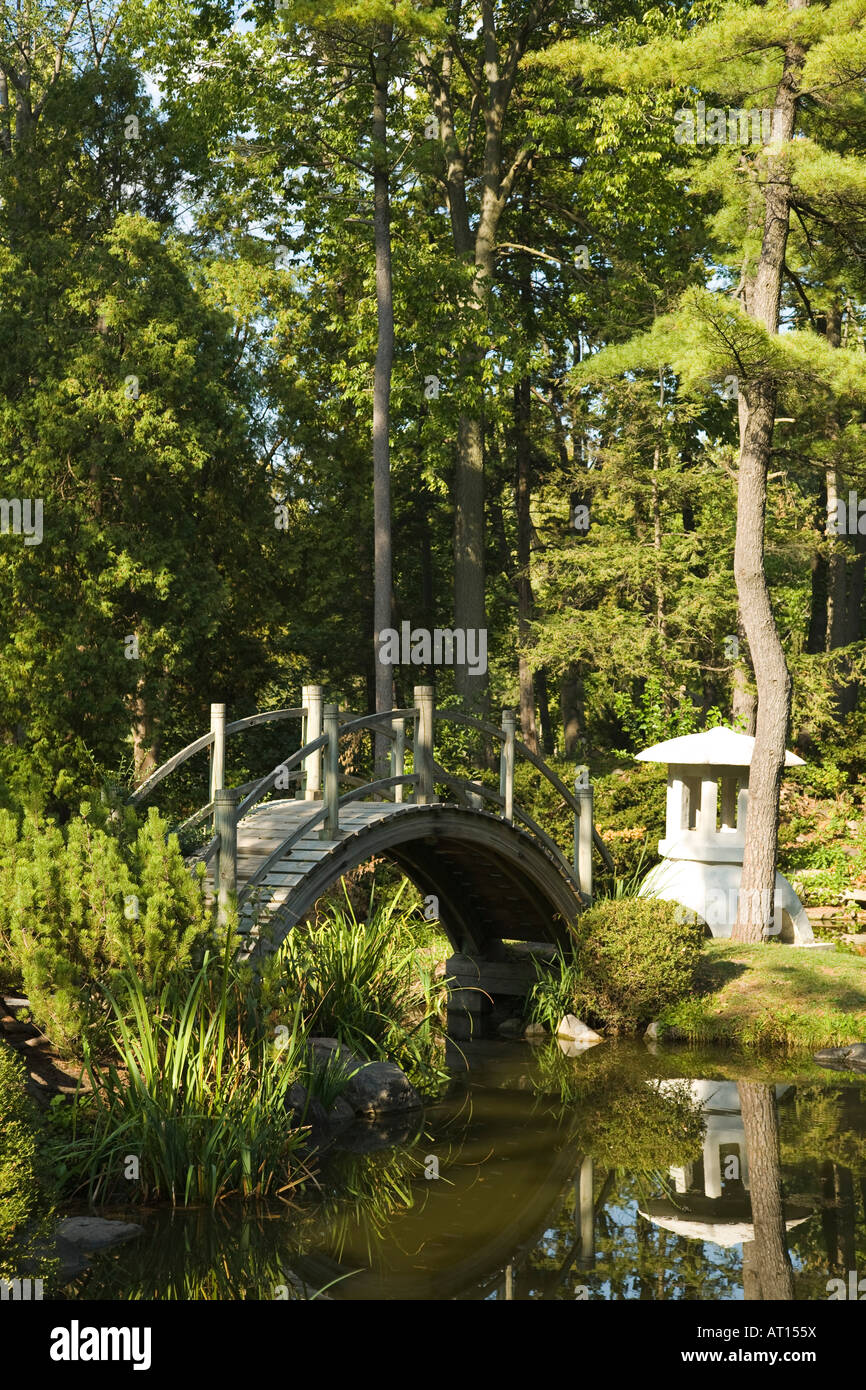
[639,1080,810,1300]
[58,1044,866,1302]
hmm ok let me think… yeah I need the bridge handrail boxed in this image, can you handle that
[429,769,586,897]
[128,729,216,806]
[225,707,305,736]
[189,834,219,869]
[433,708,506,742]
[432,706,613,872]
[237,774,419,910]
[235,709,422,824]
[511,740,615,872]
[338,709,416,731]
[127,707,306,807]
[173,771,302,840]
[235,732,329,821]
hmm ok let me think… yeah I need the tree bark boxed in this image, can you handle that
[420,6,550,714]
[732,6,806,942]
[371,25,394,775]
[738,1082,794,1300]
[535,668,555,755]
[515,375,539,754]
[560,664,584,757]
[732,620,757,734]
[130,683,158,783]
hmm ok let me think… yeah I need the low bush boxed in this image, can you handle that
[0,1043,41,1247]
[4,802,212,1057]
[530,897,704,1034]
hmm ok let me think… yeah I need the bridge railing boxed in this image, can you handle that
[127,682,611,927]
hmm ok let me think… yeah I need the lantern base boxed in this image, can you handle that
[637,857,814,943]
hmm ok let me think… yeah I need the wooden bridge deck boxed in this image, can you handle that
[206,798,406,931]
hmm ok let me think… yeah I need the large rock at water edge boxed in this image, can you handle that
[56,1217,143,1251]
[813,1043,866,1073]
[556,1014,602,1044]
[307,1036,422,1117]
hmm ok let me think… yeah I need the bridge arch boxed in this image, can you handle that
[237,804,583,963]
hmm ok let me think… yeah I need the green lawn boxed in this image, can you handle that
[658,940,866,1051]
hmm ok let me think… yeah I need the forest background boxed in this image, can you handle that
[1,0,865,909]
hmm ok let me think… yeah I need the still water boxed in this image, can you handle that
[61,1041,866,1301]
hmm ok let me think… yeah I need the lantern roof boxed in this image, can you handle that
[635,726,805,768]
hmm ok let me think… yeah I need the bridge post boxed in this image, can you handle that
[500,709,516,823]
[323,703,340,837]
[214,787,238,928]
[302,684,323,800]
[414,685,434,805]
[574,765,593,901]
[209,703,226,800]
[391,716,405,804]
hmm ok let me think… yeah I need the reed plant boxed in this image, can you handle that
[263,880,449,1093]
[73,936,312,1206]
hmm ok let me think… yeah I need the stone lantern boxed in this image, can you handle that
[634,726,823,945]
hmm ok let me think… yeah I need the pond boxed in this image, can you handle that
[56,1041,866,1302]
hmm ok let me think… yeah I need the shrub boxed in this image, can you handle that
[7,803,211,1057]
[530,897,703,1034]
[0,1043,41,1245]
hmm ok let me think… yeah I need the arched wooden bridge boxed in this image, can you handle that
[128,685,613,967]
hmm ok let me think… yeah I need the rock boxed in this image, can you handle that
[284,1082,330,1137]
[307,1036,421,1116]
[813,1043,866,1073]
[557,1037,603,1057]
[307,1037,364,1075]
[343,1061,421,1117]
[556,1014,602,1044]
[497,1017,526,1039]
[644,1021,662,1040]
[523,1021,547,1039]
[55,1217,143,1252]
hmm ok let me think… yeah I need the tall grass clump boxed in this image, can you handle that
[262,880,448,1092]
[74,936,313,1206]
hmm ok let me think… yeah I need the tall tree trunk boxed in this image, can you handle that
[840,532,866,715]
[536,669,555,755]
[515,377,539,753]
[732,621,758,734]
[806,480,828,654]
[732,6,806,942]
[560,664,584,757]
[738,1082,794,1300]
[131,683,158,783]
[420,7,542,716]
[371,26,394,774]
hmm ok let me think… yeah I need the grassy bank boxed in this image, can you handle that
[658,940,866,1050]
